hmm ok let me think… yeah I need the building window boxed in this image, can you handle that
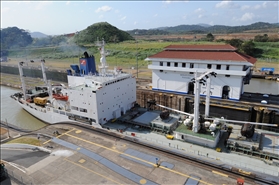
[207,64,212,69]
[160,62,163,66]
[174,62,178,67]
[216,64,221,70]
[190,63,194,68]
[167,62,170,67]
[226,65,230,70]
[182,63,186,68]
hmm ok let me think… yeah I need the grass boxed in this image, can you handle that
[7,137,41,146]
[3,40,278,73]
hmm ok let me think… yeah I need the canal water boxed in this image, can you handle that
[1,79,278,129]
[1,86,46,130]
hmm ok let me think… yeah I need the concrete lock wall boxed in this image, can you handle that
[136,89,279,128]
[0,65,68,82]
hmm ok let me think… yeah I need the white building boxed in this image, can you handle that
[146,45,256,100]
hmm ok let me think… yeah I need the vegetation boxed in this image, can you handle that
[128,22,279,35]
[7,137,41,146]
[75,22,134,44]
[1,27,33,49]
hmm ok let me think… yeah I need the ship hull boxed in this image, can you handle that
[15,98,102,128]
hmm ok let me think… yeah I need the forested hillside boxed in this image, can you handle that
[127,22,279,35]
[1,27,33,49]
[74,22,134,44]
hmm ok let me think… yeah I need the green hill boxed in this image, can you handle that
[75,22,134,45]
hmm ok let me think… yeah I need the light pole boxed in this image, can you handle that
[136,40,138,78]
[134,32,138,78]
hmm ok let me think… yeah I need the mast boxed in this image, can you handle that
[97,38,108,76]
[18,61,27,100]
[41,59,47,85]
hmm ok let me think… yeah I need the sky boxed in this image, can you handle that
[1,1,278,35]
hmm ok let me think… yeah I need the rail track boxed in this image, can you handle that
[1,121,278,185]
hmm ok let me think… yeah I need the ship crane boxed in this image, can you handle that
[18,59,52,101]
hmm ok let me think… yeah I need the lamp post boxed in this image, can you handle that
[136,40,138,78]
[135,32,138,78]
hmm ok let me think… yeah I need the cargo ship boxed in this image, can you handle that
[11,39,136,128]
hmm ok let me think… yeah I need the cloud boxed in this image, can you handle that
[2,7,10,13]
[35,2,52,10]
[120,16,126,21]
[194,8,204,13]
[198,14,204,18]
[240,13,255,21]
[241,5,250,11]
[114,9,119,14]
[182,14,187,19]
[241,2,277,11]
[154,14,158,17]
[99,15,104,19]
[95,5,112,13]
[134,21,137,25]
[216,1,239,9]
[66,1,70,5]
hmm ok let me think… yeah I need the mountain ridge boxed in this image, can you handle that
[127,22,279,35]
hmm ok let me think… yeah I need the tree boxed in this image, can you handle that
[206,33,214,41]
[254,34,269,42]
[241,40,255,56]
[1,27,33,49]
[225,39,243,49]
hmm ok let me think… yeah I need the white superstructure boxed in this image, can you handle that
[12,39,136,127]
[146,45,257,100]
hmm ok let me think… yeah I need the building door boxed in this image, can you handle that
[222,85,230,99]
[188,82,194,94]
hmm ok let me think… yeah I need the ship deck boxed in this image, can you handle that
[175,124,219,141]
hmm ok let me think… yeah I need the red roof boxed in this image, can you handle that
[149,44,256,64]
[164,44,237,51]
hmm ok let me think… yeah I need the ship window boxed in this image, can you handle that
[226,65,230,70]
[92,91,96,93]
[190,72,194,74]
[216,64,221,70]
[80,108,87,113]
[190,63,194,68]
[174,62,178,67]
[207,64,212,69]
[160,70,163,72]
[160,62,163,66]
[225,75,230,77]
[167,62,170,67]
[71,106,78,111]
[59,111,65,115]
[182,63,186,68]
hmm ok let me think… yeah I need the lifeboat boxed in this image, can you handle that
[53,94,68,101]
